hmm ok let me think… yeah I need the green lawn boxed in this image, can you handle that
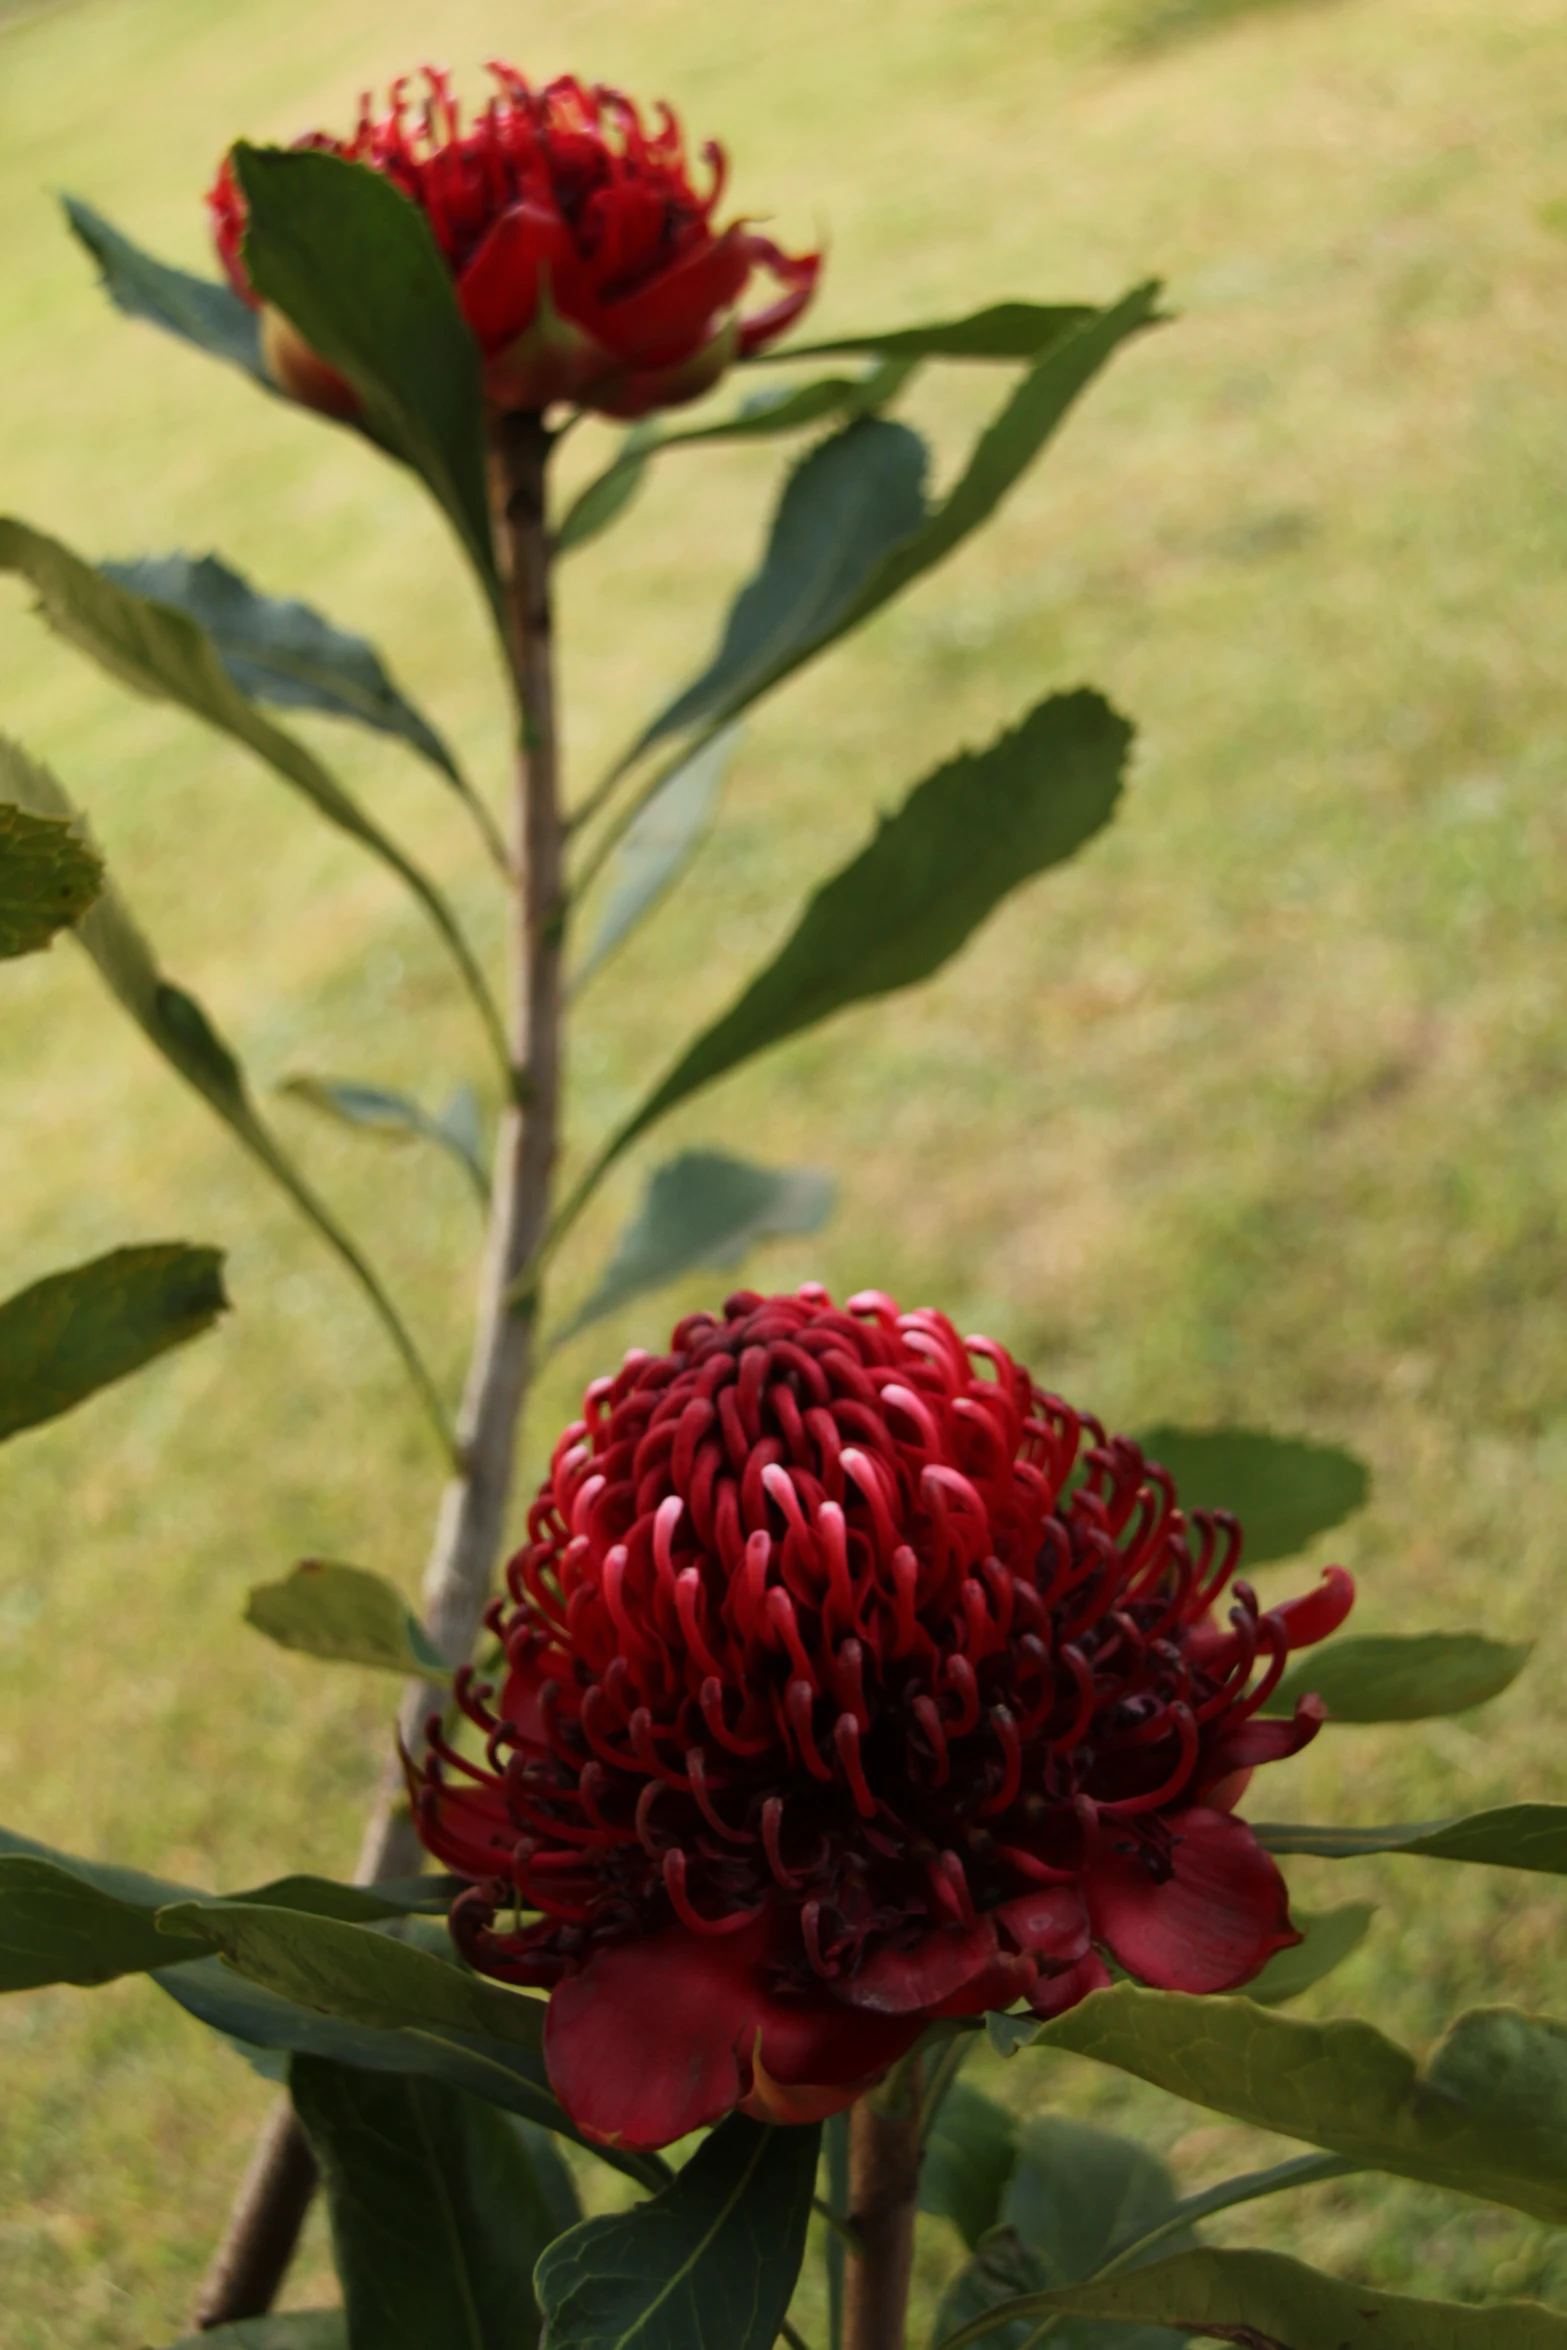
[4,0,1567,2338]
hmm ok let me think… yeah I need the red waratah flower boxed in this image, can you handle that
[411,1286,1353,2151]
[208,66,821,422]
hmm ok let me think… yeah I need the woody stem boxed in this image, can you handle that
[843,2061,924,2350]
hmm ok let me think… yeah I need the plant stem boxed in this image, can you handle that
[844,2064,924,2350]
[190,411,565,2330]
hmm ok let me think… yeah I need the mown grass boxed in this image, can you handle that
[3,0,1567,2338]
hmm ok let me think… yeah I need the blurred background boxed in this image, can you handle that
[3,0,1567,2339]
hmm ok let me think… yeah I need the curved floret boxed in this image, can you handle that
[411,1285,1352,2148]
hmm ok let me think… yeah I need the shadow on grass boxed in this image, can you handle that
[1113,0,1348,56]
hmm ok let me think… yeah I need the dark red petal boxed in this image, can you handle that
[755,1994,923,2088]
[1274,1566,1355,1652]
[994,1885,1091,1964]
[932,1949,1038,2018]
[585,224,753,367]
[456,199,575,353]
[834,1920,997,2014]
[544,1915,771,2148]
[1027,1949,1111,2020]
[1086,1808,1298,1994]
[1193,1694,1326,1797]
[736,237,823,357]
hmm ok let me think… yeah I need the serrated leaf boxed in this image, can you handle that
[0,737,451,1448]
[762,301,1096,364]
[920,2082,1019,2251]
[1132,1426,1369,1566]
[101,552,461,786]
[0,523,502,1068]
[292,2057,576,2350]
[573,692,1129,1209]
[536,2113,817,2350]
[1255,1803,1567,1869]
[233,146,497,616]
[1266,1632,1530,1722]
[1242,1903,1376,2004]
[62,195,268,386]
[931,2247,1567,2350]
[558,1151,836,1346]
[630,415,930,762]
[0,799,101,957]
[161,2318,346,2350]
[574,727,742,987]
[1028,1982,1567,2224]
[0,1242,226,1442]
[280,1076,488,1202]
[154,1953,662,2190]
[245,1559,447,1678]
[159,1899,546,2054]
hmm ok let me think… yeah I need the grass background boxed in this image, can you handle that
[3,0,1567,2337]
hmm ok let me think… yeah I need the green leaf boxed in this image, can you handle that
[931,2247,1567,2350]
[761,302,1097,364]
[0,1242,226,1442]
[1266,1632,1531,1722]
[558,1151,836,1346]
[0,1855,211,1987]
[0,737,453,1451]
[161,2318,347,2350]
[573,692,1129,1208]
[1131,1427,1369,1566]
[281,1077,488,1203]
[0,522,505,1072]
[62,195,268,386]
[292,2057,576,2350]
[245,1559,447,1678]
[232,146,498,618]
[1025,1982,1567,2225]
[1255,1803,1567,1869]
[574,728,742,987]
[1243,1903,1376,2005]
[535,2113,818,2350]
[630,415,931,761]
[101,552,462,787]
[555,422,660,556]
[0,799,102,957]
[161,1900,545,2052]
[920,2083,1019,2251]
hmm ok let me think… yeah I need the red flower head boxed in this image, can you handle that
[209,66,820,422]
[412,1287,1352,2151]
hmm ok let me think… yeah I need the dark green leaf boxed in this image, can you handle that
[932,2247,1567,2350]
[0,1242,226,1442]
[1266,1632,1530,1722]
[825,2108,849,2350]
[0,737,453,1450]
[0,799,101,957]
[161,2318,346,2350]
[578,692,1129,1202]
[101,552,462,786]
[631,416,930,760]
[233,146,497,616]
[1243,1903,1376,2004]
[62,195,268,385]
[574,728,742,986]
[762,302,1096,364]
[535,2112,818,2350]
[558,1151,836,1346]
[1256,1803,1567,1869]
[155,1952,663,2188]
[0,1855,211,1987]
[159,1899,545,2051]
[556,422,659,556]
[292,2057,576,2350]
[0,524,504,1071]
[1025,1982,1567,2224]
[920,2083,1019,2251]
[245,1560,447,1678]
[1131,1427,1369,1566]
[281,1076,489,1202]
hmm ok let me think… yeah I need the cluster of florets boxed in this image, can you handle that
[412,1286,1351,2149]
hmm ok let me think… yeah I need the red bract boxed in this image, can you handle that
[209,66,820,421]
[411,1287,1353,2150]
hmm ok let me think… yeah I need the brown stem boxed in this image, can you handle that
[191,412,564,2328]
[844,2064,924,2350]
